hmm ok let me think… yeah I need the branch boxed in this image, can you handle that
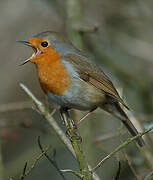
[20,83,99,180]
[114,161,121,180]
[20,145,51,180]
[38,136,66,180]
[20,83,75,157]
[144,171,153,180]
[61,110,92,180]
[92,126,153,172]
[61,169,84,179]
[127,111,153,169]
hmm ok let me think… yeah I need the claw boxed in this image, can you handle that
[59,107,82,142]
[65,124,82,142]
[66,128,73,141]
[74,130,82,142]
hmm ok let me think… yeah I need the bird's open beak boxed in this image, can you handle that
[17,40,33,48]
[17,40,38,66]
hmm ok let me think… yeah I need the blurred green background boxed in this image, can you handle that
[0,0,153,179]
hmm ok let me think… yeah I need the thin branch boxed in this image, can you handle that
[114,161,121,180]
[118,124,141,180]
[61,169,84,179]
[20,146,51,180]
[124,153,141,180]
[92,126,153,172]
[125,108,153,169]
[20,162,28,180]
[20,83,75,157]
[38,136,66,180]
[144,171,153,180]
[20,83,100,180]
[60,109,92,180]
[121,89,153,169]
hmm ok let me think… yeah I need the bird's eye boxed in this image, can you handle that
[41,41,48,47]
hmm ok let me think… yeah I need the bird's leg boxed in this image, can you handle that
[60,107,81,141]
[60,107,71,125]
[50,108,57,116]
[76,107,97,127]
[60,107,72,140]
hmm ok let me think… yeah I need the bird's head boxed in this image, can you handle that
[18,31,71,65]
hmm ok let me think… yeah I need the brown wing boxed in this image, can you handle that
[65,53,129,109]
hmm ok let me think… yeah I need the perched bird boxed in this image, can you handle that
[19,31,144,146]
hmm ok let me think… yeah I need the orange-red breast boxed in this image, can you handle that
[19,31,144,146]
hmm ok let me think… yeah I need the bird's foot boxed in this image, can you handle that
[66,122,82,142]
[59,107,83,142]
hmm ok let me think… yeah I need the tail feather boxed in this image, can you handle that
[103,102,145,147]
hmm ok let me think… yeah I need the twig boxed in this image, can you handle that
[144,171,153,180]
[114,161,121,180]
[20,83,100,180]
[92,126,153,172]
[124,153,141,180]
[38,136,66,180]
[20,83,75,157]
[61,169,84,179]
[118,122,140,180]
[120,89,153,170]
[61,110,92,180]
[20,146,51,180]
[126,110,153,169]
[20,162,27,180]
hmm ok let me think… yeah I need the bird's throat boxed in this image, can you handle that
[36,53,71,96]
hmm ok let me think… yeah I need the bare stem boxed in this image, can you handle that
[20,146,51,179]
[20,83,99,180]
[61,110,92,180]
[92,127,153,172]
[20,83,75,157]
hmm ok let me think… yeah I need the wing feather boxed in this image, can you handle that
[64,53,129,109]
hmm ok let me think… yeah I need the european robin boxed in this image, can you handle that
[19,31,144,147]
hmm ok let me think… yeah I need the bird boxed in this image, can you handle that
[18,31,145,147]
